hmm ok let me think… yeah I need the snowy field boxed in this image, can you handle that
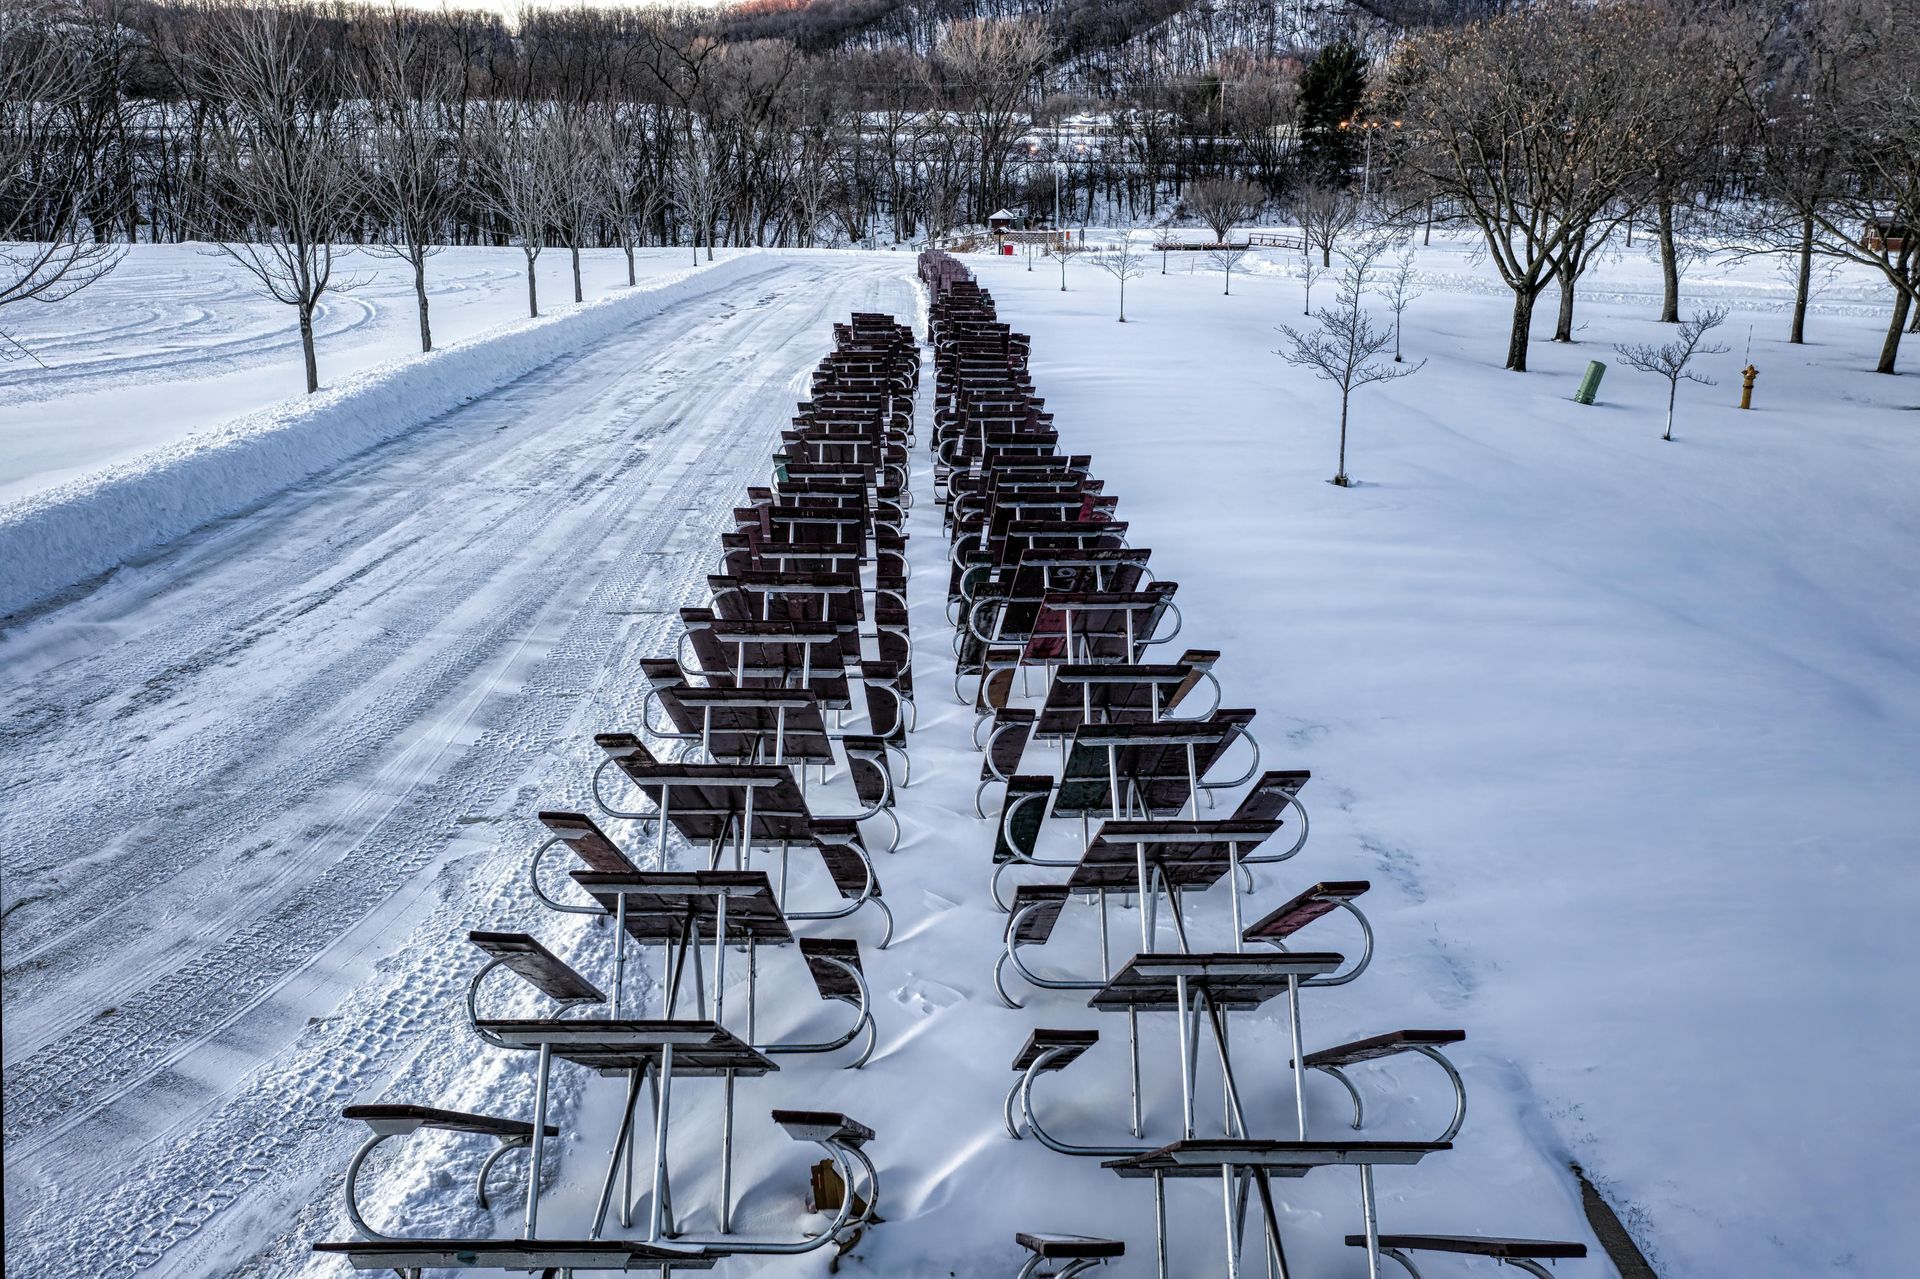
[1,235,1915,1279]
[0,244,721,503]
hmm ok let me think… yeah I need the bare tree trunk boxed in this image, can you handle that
[1878,290,1910,374]
[1506,287,1537,372]
[625,244,636,287]
[524,249,539,318]
[1657,192,1680,323]
[1553,261,1577,343]
[1789,213,1813,345]
[1663,382,1675,441]
[571,245,583,303]
[298,301,319,394]
[1335,393,1350,484]
[412,248,432,353]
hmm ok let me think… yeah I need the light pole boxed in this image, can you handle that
[1338,117,1400,200]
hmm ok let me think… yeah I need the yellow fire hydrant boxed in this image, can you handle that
[1740,364,1758,410]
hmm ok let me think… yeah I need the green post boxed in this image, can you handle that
[1574,359,1606,405]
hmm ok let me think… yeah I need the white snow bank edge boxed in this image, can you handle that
[0,254,770,619]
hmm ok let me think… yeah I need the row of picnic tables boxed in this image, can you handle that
[312,313,924,1276]
[919,249,1587,1279]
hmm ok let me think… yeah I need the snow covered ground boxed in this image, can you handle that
[2,234,1915,1279]
[959,234,1920,1276]
[0,244,718,503]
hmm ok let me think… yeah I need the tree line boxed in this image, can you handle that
[2,0,1913,386]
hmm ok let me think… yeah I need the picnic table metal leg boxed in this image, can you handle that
[1221,1163,1242,1279]
[1227,842,1243,951]
[647,1042,675,1242]
[1287,974,1307,1140]
[591,1067,644,1238]
[1128,1009,1144,1137]
[522,1043,552,1239]
[1097,888,1111,976]
[1358,1165,1382,1279]
[1153,1170,1169,1279]
[612,892,629,1016]
[1175,974,1196,1139]
[1251,1169,1292,1279]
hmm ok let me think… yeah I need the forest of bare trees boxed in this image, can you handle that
[3,0,1915,374]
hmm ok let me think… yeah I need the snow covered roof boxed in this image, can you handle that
[987,208,1017,223]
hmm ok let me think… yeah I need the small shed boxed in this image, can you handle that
[986,208,1019,233]
[1863,220,1910,253]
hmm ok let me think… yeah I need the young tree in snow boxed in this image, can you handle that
[670,126,733,264]
[1278,239,1422,487]
[1089,232,1148,322]
[1288,176,1359,268]
[192,4,360,395]
[549,114,604,304]
[590,110,659,289]
[1183,176,1263,245]
[1616,305,1727,443]
[1052,235,1082,292]
[358,7,458,353]
[1206,243,1249,295]
[1378,247,1421,361]
[470,104,561,318]
[1298,253,1325,314]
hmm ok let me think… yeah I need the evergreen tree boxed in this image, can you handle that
[1297,41,1368,180]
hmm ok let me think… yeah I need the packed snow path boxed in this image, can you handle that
[0,258,918,1279]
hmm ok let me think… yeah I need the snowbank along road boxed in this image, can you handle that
[0,256,918,1279]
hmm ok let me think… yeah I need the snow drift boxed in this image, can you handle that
[0,254,769,619]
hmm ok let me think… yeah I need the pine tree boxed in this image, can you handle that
[1297,42,1367,180]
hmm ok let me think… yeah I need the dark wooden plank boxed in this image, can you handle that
[1304,1029,1466,1069]
[467,931,605,1004]
[341,1103,557,1139]
[1016,1233,1126,1260]
[1344,1236,1588,1261]
[1011,1027,1099,1072]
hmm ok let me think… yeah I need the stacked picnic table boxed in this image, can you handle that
[312,313,920,1277]
[918,248,1589,1279]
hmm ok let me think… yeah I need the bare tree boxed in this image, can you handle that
[1616,305,1728,442]
[1383,4,1662,371]
[1089,232,1148,321]
[1051,235,1082,292]
[1298,253,1325,315]
[1735,0,1920,372]
[1278,239,1422,487]
[590,110,659,288]
[358,5,458,352]
[470,103,560,317]
[1206,244,1249,295]
[192,4,361,394]
[1287,176,1359,268]
[669,124,732,264]
[0,9,124,315]
[549,113,604,304]
[933,18,1051,222]
[1184,176,1263,244]
[1378,246,1422,361]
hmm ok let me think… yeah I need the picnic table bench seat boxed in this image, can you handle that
[1089,951,1344,1012]
[1014,1232,1125,1279]
[1003,1028,1101,1139]
[1347,1233,1588,1278]
[338,1102,561,1222]
[1302,1029,1470,1143]
[312,1238,719,1273]
[1102,1137,1451,1179]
